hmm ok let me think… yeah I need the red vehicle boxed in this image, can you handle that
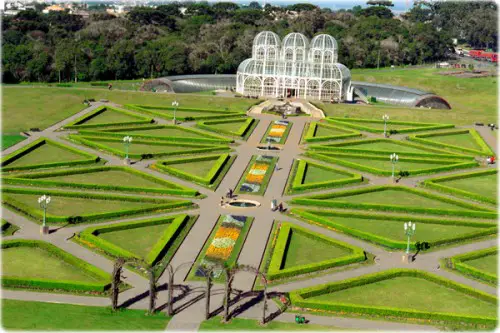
[469,49,483,58]
[481,52,498,62]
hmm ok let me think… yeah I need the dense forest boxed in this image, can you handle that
[1,1,497,83]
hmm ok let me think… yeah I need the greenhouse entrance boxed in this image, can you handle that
[286,89,297,98]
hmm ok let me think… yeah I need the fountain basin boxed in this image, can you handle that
[225,200,261,208]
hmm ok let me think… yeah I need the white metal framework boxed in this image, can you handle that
[237,31,351,102]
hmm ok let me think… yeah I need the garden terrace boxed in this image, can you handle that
[2,240,111,295]
[124,104,246,121]
[1,138,100,172]
[2,187,193,225]
[291,209,497,251]
[3,166,199,197]
[188,215,253,283]
[324,117,455,134]
[302,121,362,143]
[449,247,498,286]
[196,118,259,140]
[62,106,154,130]
[152,153,236,190]
[409,129,494,156]
[423,169,498,205]
[235,155,278,196]
[260,120,292,145]
[68,135,231,159]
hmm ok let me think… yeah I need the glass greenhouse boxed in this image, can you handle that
[236,31,351,102]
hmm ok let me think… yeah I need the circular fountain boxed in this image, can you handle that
[224,199,261,209]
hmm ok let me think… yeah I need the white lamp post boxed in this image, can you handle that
[382,114,389,137]
[390,153,398,180]
[172,101,179,125]
[123,136,132,165]
[404,221,416,254]
[38,195,51,235]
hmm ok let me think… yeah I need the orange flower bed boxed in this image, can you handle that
[252,164,268,171]
[214,227,240,240]
[269,125,286,137]
[246,173,264,183]
[206,246,232,260]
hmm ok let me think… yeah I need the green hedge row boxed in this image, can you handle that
[78,125,233,144]
[3,166,198,197]
[153,153,230,186]
[290,185,497,219]
[290,269,497,325]
[267,223,365,280]
[451,247,498,285]
[1,138,100,172]
[291,159,362,192]
[307,138,472,160]
[196,118,255,137]
[124,104,246,121]
[305,151,478,177]
[303,122,362,143]
[80,214,187,265]
[63,105,154,129]
[408,129,494,156]
[324,117,455,134]
[1,187,192,224]
[423,169,497,205]
[68,135,230,159]
[291,209,497,250]
[2,239,110,292]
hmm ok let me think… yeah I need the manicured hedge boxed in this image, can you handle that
[80,215,187,265]
[307,138,473,160]
[78,125,233,144]
[408,129,494,156]
[2,239,110,293]
[63,105,154,129]
[291,209,497,250]
[1,138,100,172]
[124,104,246,121]
[290,269,497,326]
[290,185,497,219]
[3,166,199,197]
[153,153,231,187]
[451,247,498,285]
[305,151,478,177]
[423,169,497,205]
[289,159,362,193]
[196,118,256,137]
[1,187,193,224]
[267,223,365,280]
[324,117,455,134]
[68,135,230,159]
[303,122,362,143]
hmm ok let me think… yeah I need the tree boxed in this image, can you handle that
[287,3,318,12]
[367,0,394,7]
[110,258,126,311]
[361,6,394,19]
[248,1,262,10]
[222,264,235,323]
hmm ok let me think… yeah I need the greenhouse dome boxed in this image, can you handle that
[237,31,351,101]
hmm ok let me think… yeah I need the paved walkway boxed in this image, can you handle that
[2,101,497,331]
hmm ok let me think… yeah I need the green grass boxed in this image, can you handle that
[315,67,497,126]
[90,140,191,154]
[1,219,19,236]
[2,86,260,134]
[303,164,355,184]
[199,316,345,331]
[283,229,352,269]
[314,125,352,137]
[324,140,444,154]
[2,299,170,330]
[437,173,497,202]
[309,276,497,317]
[331,155,457,172]
[79,109,143,125]
[1,135,25,150]
[167,159,221,178]
[2,246,101,282]
[209,120,247,132]
[429,133,482,150]
[104,127,209,138]
[6,143,87,168]
[464,254,498,276]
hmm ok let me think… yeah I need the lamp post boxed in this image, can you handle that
[123,136,132,165]
[382,114,389,137]
[390,153,398,180]
[38,195,51,235]
[404,221,416,254]
[172,101,179,125]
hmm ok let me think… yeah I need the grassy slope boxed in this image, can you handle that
[438,173,497,201]
[81,110,142,125]
[463,254,498,276]
[317,67,497,125]
[429,133,482,150]
[167,159,220,178]
[6,144,86,167]
[2,299,170,330]
[303,165,349,183]
[111,127,207,138]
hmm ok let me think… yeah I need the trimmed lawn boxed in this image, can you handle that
[428,133,482,151]
[200,317,345,331]
[326,141,443,154]
[309,276,497,317]
[331,155,456,172]
[332,120,423,131]
[438,173,497,202]
[209,120,248,132]
[99,223,173,258]
[167,159,220,178]
[107,127,208,138]
[6,143,86,168]
[80,109,142,125]
[1,135,25,150]
[2,246,101,282]
[303,164,353,184]
[464,254,498,276]
[283,229,352,269]
[2,299,171,330]
[4,193,158,216]
[315,125,352,137]
[89,140,192,154]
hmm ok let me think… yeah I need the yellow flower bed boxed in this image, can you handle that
[214,227,240,240]
[206,246,232,260]
[246,173,264,183]
[269,125,286,137]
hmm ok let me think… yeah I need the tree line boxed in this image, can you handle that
[2,1,497,83]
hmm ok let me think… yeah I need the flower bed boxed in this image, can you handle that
[261,120,292,144]
[236,155,278,195]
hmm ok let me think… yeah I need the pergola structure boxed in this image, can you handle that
[236,31,351,102]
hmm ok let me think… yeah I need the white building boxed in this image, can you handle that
[236,31,351,102]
